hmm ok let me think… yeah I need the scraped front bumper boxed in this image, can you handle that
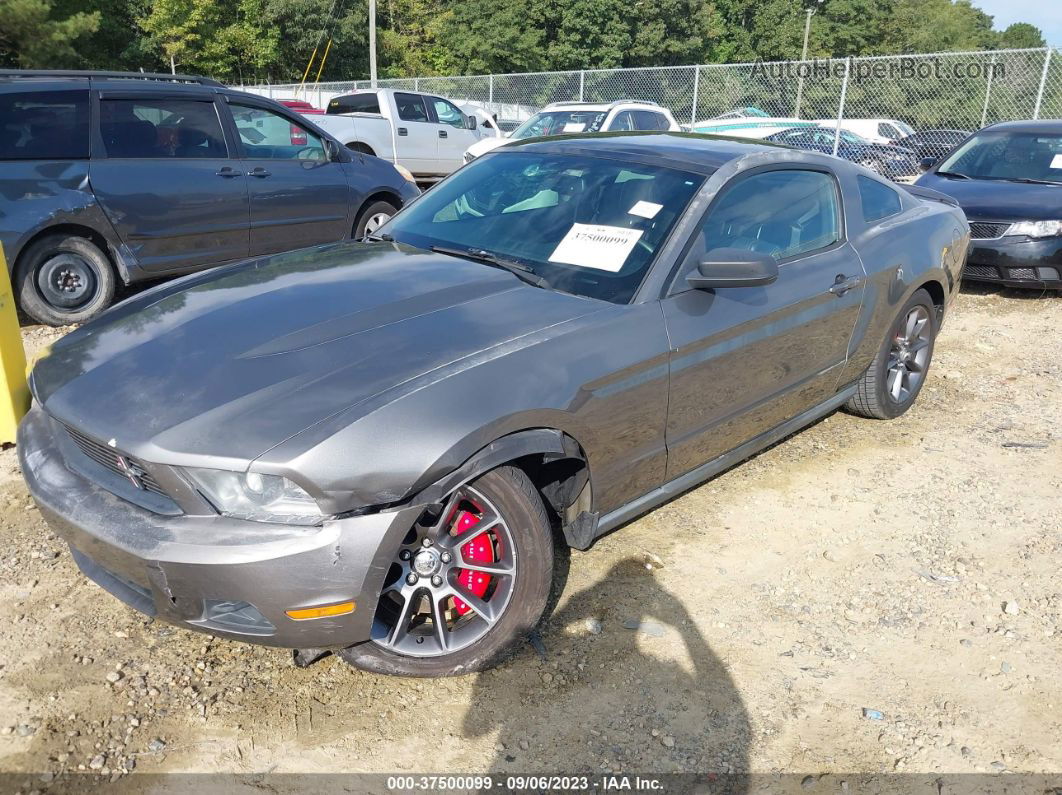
[18,404,421,649]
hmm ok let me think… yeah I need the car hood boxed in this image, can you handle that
[32,242,602,465]
[466,136,509,158]
[915,173,1062,221]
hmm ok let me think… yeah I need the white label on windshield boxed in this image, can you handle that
[548,224,644,272]
[629,200,663,219]
[1050,154,1062,169]
[563,122,586,133]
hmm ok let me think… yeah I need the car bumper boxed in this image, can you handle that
[18,404,422,649]
[964,236,1062,289]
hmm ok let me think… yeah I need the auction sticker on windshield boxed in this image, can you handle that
[548,223,644,272]
[1050,154,1062,169]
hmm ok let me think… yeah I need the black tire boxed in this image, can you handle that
[15,234,116,326]
[846,288,938,420]
[340,466,555,677]
[353,199,398,240]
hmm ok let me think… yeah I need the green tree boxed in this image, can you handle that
[0,0,100,68]
[995,22,1044,50]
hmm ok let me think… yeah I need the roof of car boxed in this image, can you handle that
[505,131,784,174]
[982,119,1062,133]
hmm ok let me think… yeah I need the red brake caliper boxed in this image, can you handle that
[451,509,494,616]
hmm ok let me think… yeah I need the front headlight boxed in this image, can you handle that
[1006,220,1062,238]
[393,163,417,184]
[184,468,324,526]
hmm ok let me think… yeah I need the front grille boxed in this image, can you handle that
[964,264,999,279]
[64,426,168,497]
[1008,267,1037,280]
[969,221,1011,240]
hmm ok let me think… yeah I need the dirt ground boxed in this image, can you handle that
[0,284,1059,791]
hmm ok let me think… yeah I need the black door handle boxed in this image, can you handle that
[397,127,408,137]
[247,167,271,178]
[439,130,447,138]
[216,167,240,178]
[828,274,861,296]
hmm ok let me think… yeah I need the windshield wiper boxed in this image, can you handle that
[430,245,551,290]
[997,177,1062,186]
[935,170,970,179]
[364,232,394,242]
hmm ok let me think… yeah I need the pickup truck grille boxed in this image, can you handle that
[64,426,168,497]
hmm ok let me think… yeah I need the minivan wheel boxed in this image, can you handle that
[15,235,116,326]
[354,200,398,240]
[846,288,938,420]
[339,466,554,677]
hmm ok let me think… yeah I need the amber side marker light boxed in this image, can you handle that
[286,601,355,620]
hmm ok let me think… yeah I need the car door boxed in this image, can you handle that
[392,92,439,175]
[661,166,865,480]
[428,96,476,173]
[89,92,249,273]
[225,99,352,256]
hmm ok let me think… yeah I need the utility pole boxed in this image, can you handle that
[794,1,822,119]
[369,0,377,87]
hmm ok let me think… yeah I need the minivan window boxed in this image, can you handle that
[230,104,326,161]
[100,99,227,159]
[0,90,90,160]
[858,175,903,223]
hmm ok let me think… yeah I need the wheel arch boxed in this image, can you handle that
[411,427,596,550]
[352,190,405,236]
[345,141,377,157]
[915,277,946,323]
[13,223,117,276]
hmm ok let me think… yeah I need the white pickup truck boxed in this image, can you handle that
[310,88,501,181]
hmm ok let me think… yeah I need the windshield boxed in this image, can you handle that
[937,130,1062,182]
[510,110,608,140]
[381,151,704,303]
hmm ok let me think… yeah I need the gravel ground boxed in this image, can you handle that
[0,283,1059,790]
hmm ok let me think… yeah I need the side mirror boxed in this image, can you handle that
[465,115,477,130]
[324,138,340,162]
[687,248,779,290]
[919,156,937,172]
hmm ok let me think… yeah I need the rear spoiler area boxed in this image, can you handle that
[903,183,960,208]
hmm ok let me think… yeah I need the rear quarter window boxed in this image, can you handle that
[0,90,90,160]
[858,175,903,223]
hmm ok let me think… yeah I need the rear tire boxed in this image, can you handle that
[846,288,938,420]
[339,466,555,677]
[15,234,116,326]
[354,199,398,240]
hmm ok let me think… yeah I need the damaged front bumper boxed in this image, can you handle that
[17,404,422,649]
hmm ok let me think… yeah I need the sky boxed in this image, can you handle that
[973,0,1062,46]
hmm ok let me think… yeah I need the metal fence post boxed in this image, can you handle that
[980,53,997,127]
[690,65,700,125]
[833,58,850,157]
[489,73,494,109]
[1033,47,1052,119]
[578,70,585,102]
[414,77,419,91]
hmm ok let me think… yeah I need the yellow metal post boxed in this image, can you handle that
[0,245,29,444]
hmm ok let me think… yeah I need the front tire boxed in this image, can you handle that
[846,288,938,419]
[339,466,554,676]
[15,234,116,326]
[354,199,398,240]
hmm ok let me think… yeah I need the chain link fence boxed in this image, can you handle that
[242,47,1062,179]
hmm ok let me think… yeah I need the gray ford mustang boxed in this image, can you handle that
[19,132,969,676]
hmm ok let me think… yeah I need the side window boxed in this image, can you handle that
[395,93,429,123]
[432,97,465,129]
[329,93,381,114]
[609,111,636,132]
[630,110,666,131]
[858,175,902,223]
[878,122,900,139]
[100,98,226,159]
[230,104,325,161]
[0,90,90,160]
[690,169,841,264]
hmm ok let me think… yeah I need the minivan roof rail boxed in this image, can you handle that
[0,69,224,87]
[544,99,661,110]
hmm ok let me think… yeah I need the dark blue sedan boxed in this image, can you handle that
[765,126,920,181]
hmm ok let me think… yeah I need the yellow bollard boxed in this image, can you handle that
[0,245,29,444]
